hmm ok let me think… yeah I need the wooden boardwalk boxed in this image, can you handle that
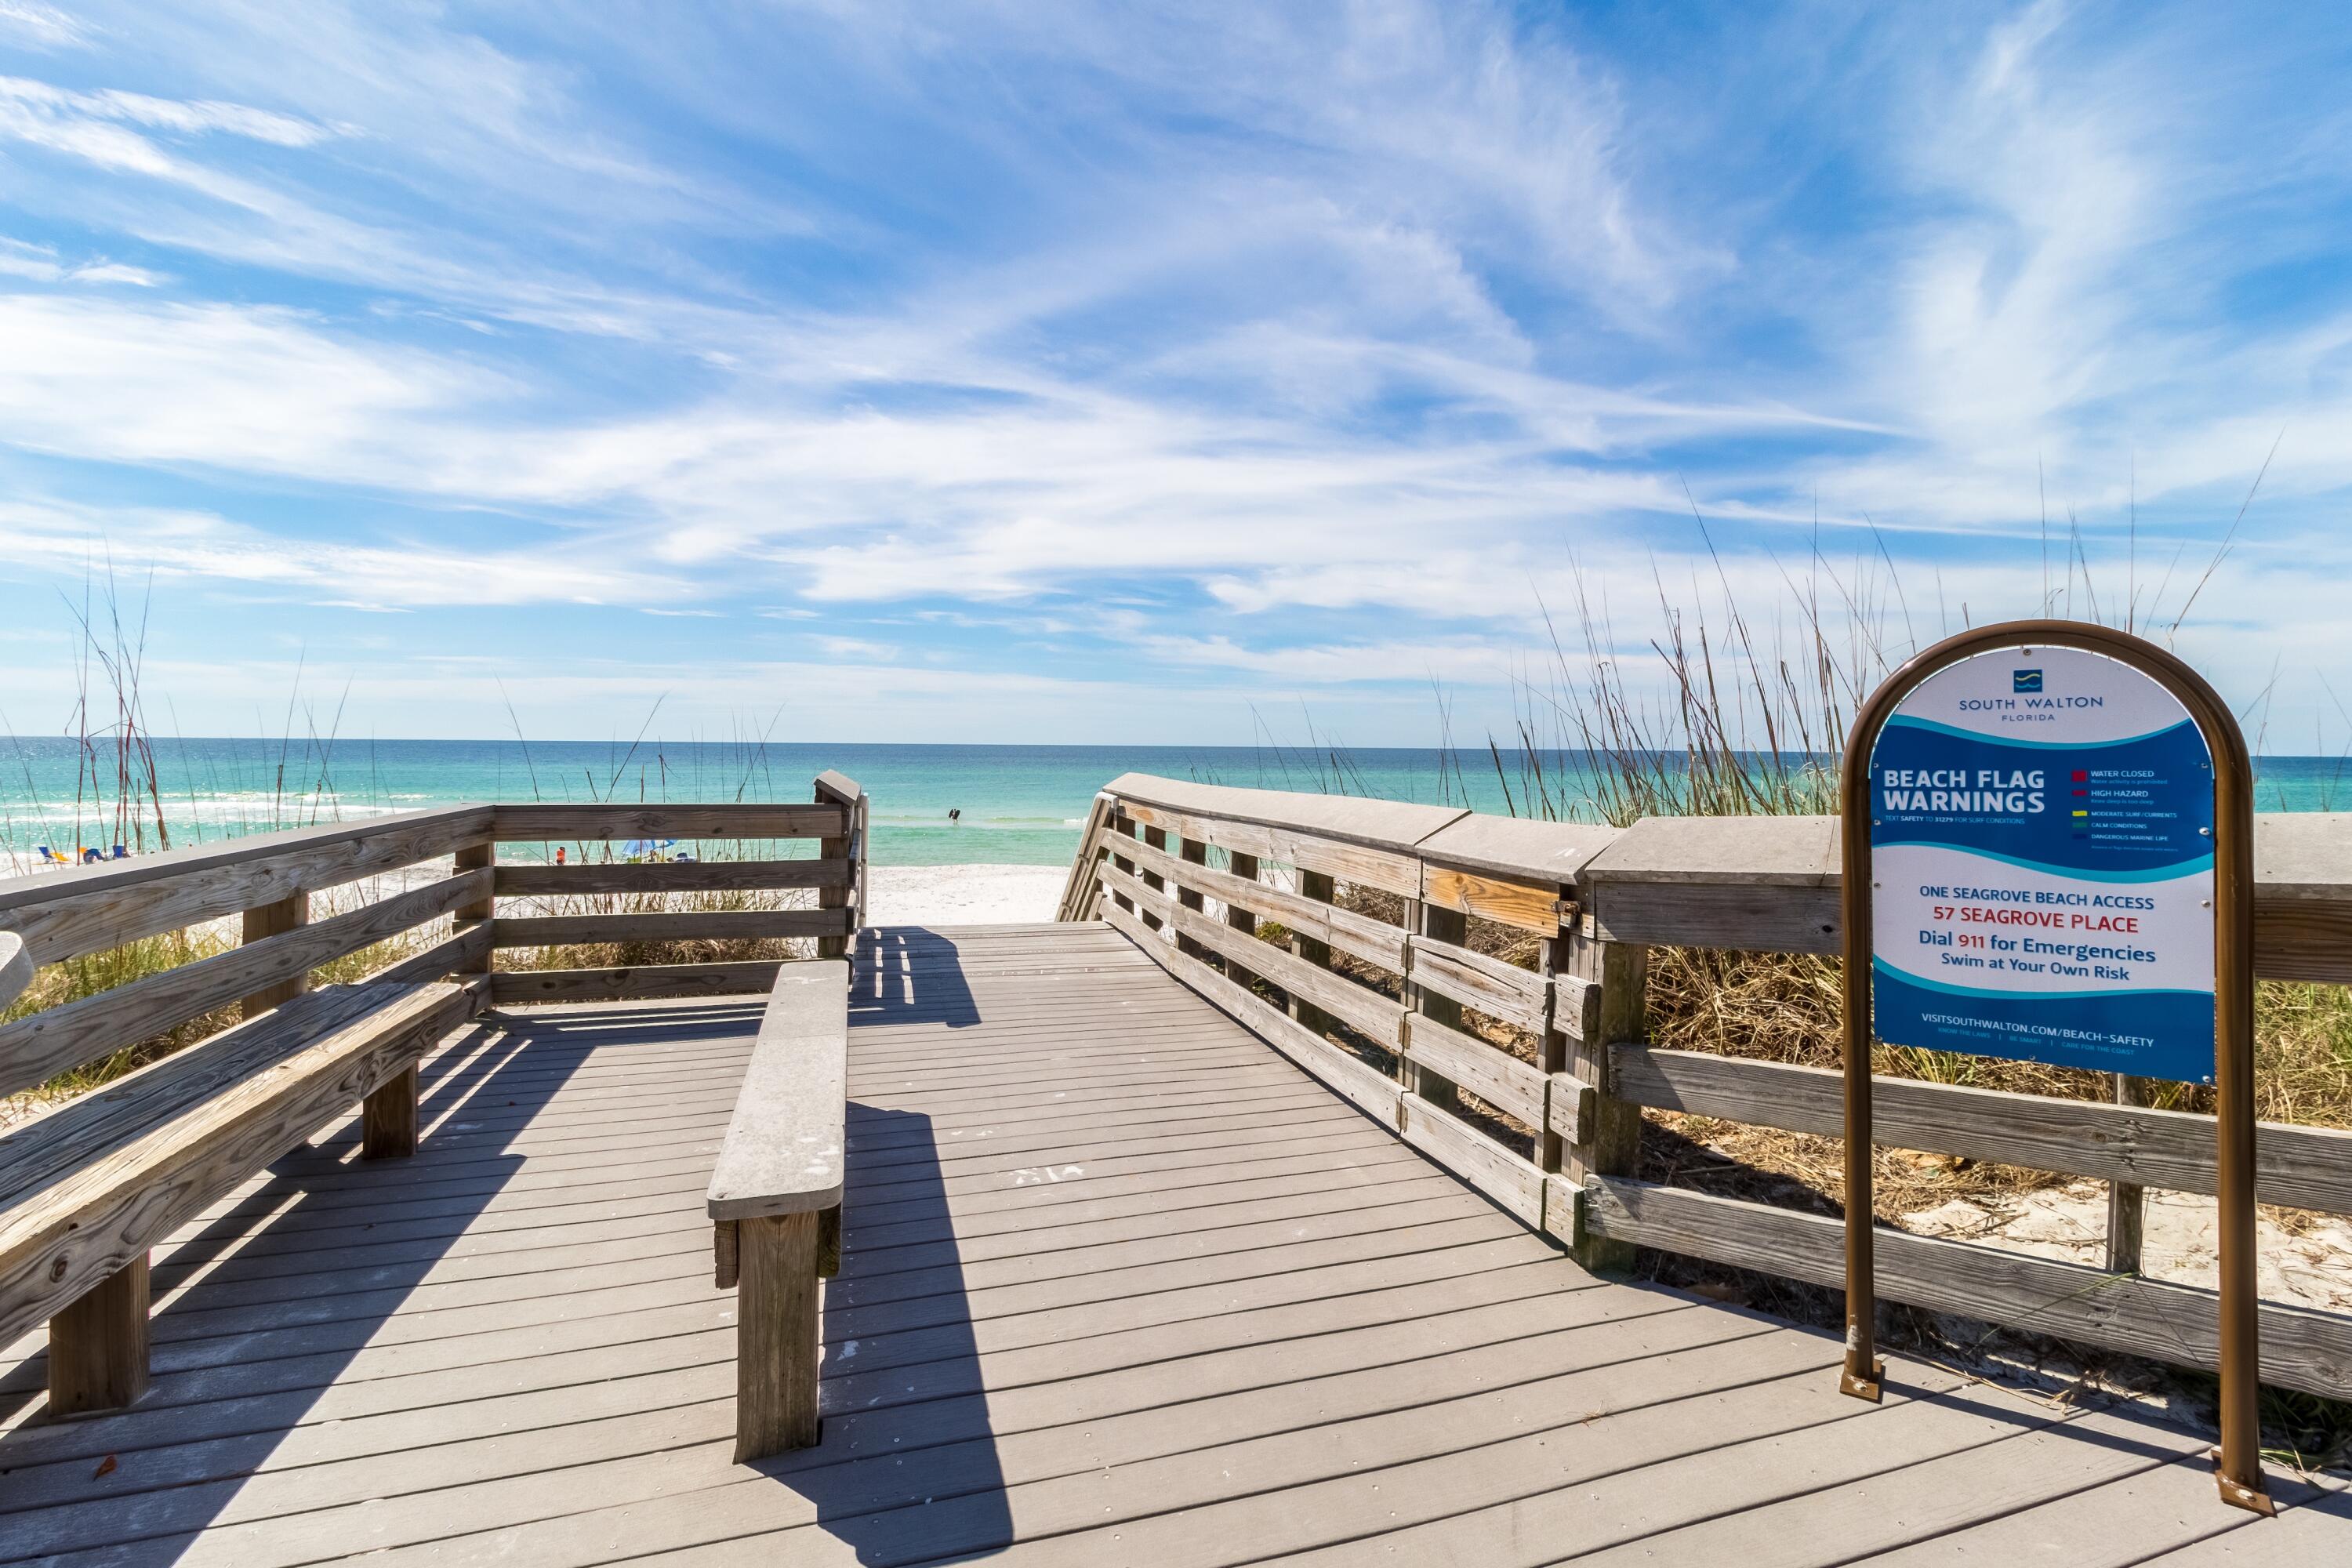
[0,921,2343,1564]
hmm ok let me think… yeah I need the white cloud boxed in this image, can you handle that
[813,637,902,662]
[0,499,676,609]
[0,77,339,147]
[0,238,165,285]
[0,2,88,49]
[0,2,2348,743]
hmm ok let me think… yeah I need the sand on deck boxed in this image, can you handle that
[865,862,1066,927]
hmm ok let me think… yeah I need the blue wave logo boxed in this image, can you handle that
[2013,669,2042,693]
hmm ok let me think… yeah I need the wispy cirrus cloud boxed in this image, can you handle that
[0,1,2347,741]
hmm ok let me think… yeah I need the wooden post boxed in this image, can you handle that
[452,842,495,973]
[2107,1074,2148,1274]
[361,839,488,1156]
[817,783,850,960]
[1223,851,1262,990]
[1409,902,1465,1111]
[48,1253,149,1415]
[1290,869,1336,1034]
[1561,924,1645,1272]
[735,1210,822,1462]
[362,1063,419,1160]
[1138,826,1171,932]
[1175,837,1210,959]
[240,892,309,1018]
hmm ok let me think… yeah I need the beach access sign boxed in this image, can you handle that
[1869,644,2217,1083]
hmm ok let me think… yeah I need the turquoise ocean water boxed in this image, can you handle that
[4,738,2347,869]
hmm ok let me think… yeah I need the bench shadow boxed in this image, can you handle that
[0,1002,631,1559]
[757,934,1013,1563]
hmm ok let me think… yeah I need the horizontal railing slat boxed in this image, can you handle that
[1399,1013,1546,1126]
[490,804,846,841]
[1613,1042,2352,1214]
[1418,864,1563,934]
[0,868,490,1098]
[1101,863,1405,1047]
[1403,935,1550,1035]
[1112,799,1425,899]
[1116,828,1410,971]
[1399,1096,1546,1226]
[1582,1174,2352,1399]
[0,806,493,969]
[365,923,493,988]
[1099,895,1403,1127]
[492,909,850,948]
[492,860,849,896]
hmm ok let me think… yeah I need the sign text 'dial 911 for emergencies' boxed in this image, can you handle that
[1868,644,2216,1083]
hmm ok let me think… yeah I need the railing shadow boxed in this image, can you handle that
[756,935,1013,1562]
[851,927,981,1029]
[0,1005,598,1559]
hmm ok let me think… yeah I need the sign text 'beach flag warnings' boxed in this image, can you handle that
[1868,644,2216,1084]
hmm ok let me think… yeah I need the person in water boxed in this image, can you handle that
[948,809,961,824]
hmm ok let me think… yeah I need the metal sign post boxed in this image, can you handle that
[1838,619,2270,1516]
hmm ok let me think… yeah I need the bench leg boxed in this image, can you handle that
[49,1254,150,1416]
[735,1211,822,1462]
[361,1065,419,1160]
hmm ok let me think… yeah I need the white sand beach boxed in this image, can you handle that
[864,863,1067,927]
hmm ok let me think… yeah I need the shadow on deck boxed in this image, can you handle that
[0,922,2343,1565]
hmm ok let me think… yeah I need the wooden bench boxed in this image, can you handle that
[706,958,848,1462]
[0,978,479,1413]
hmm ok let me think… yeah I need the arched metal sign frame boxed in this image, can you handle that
[1837,618,2270,1515]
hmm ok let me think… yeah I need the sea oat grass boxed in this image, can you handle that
[495,879,817,972]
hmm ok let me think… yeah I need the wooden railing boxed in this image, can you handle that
[0,772,869,1077]
[1065,775,2352,1399]
[485,778,866,1004]
[0,805,498,1095]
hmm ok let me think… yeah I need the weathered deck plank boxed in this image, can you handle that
[0,920,2339,1565]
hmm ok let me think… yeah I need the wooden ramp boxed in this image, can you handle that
[0,921,2342,1564]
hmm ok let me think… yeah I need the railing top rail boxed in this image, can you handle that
[1581,814,1835,888]
[2244,810,2352,900]
[1102,773,1619,891]
[1105,772,1468,852]
[488,802,846,840]
[1413,812,1620,890]
[1581,810,2352,895]
[0,804,493,913]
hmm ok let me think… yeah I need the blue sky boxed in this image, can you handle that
[2,1,2350,747]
